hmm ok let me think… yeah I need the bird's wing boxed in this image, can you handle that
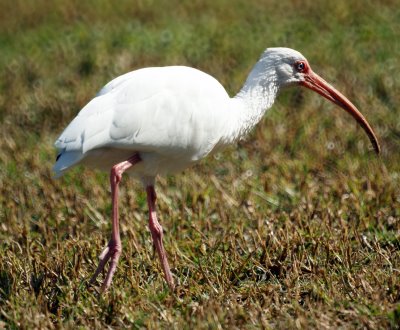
[90,66,230,157]
[53,92,115,174]
[54,66,229,175]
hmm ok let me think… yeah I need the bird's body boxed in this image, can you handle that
[55,66,247,180]
[54,47,380,292]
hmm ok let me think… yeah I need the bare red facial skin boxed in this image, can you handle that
[299,68,380,154]
[294,60,309,74]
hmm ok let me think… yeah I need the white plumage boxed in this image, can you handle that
[55,66,238,180]
[54,47,379,292]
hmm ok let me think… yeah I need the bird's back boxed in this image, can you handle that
[54,66,232,177]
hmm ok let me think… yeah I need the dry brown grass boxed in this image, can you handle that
[0,0,399,328]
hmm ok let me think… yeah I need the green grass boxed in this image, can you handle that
[1,0,399,328]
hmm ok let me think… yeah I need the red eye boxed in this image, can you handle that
[295,61,306,72]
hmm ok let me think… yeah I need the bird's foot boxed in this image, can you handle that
[150,230,175,292]
[89,240,121,292]
[157,247,175,291]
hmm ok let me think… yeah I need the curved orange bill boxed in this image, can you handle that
[300,70,380,154]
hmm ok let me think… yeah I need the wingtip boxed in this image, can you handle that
[52,164,64,179]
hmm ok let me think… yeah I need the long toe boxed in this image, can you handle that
[90,246,112,285]
[90,241,121,291]
[100,250,121,292]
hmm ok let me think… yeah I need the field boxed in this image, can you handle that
[0,0,399,328]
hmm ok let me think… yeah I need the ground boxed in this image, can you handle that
[0,0,399,328]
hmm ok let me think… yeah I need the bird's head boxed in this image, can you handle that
[261,47,380,154]
[261,47,310,85]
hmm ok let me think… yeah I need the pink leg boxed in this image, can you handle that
[90,153,141,292]
[146,186,175,290]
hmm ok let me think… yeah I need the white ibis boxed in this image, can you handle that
[53,47,380,292]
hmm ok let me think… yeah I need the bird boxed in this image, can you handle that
[53,47,380,292]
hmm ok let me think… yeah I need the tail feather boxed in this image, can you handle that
[53,150,84,178]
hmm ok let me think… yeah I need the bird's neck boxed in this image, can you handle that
[226,62,279,143]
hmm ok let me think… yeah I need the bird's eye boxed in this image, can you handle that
[295,61,306,72]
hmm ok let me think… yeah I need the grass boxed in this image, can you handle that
[0,0,399,328]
